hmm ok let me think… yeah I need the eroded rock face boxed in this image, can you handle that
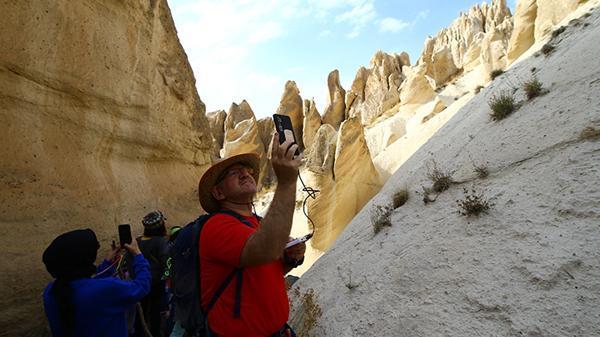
[275,80,304,150]
[399,63,436,106]
[347,51,409,126]
[321,70,346,129]
[307,118,381,250]
[222,102,269,185]
[507,0,586,64]
[417,0,513,85]
[507,0,538,63]
[207,110,227,149]
[303,99,322,151]
[0,0,216,334]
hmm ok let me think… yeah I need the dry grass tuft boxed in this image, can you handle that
[427,161,454,193]
[551,26,566,39]
[490,69,504,80]
[541,43,555,56]
[292,288,322,337]
[392,189,409,209]
[579,126,600,141]
[457,189,493,217]
[474,85,484,94]
[473,164,489,179]
[372,205,393,234]
[488,91,517,121]
[523,77,543,100]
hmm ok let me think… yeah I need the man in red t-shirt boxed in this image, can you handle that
[197,134,305,337]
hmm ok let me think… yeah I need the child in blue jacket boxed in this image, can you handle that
[43,229,151,337]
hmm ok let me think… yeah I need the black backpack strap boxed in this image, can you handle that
[205,267,240,313]
[205,210,257,319]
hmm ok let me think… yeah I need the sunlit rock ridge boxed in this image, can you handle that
[0,0,216,335]
[289,0,600,336]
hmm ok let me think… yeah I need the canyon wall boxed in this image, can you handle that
[0,0,215,335]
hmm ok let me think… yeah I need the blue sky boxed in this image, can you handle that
[169,0,517,119]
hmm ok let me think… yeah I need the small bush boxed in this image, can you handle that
[490,69,504,80]
[292,288,322,337]
[551,26,566,39]
[530,67,536,73]
[580,126,600,141]
[474,85,484,94]
[427,161,454,193]
[523,77,543,100]
[392,189,409,209]
[473,164,489,179]
[457,189,493,217]
[541,43,555,56]
[372,205,392,234]
[488,91,517,121]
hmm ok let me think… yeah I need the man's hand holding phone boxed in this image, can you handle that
[270,133,302,185]
[284,236,306,262]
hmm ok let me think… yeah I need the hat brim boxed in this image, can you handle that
[198,153,261,213]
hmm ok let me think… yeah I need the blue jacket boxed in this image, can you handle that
[43,254,151,337]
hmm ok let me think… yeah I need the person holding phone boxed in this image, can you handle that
[42,228,150,337]
[134,210,170,337]
[196,132,305,337]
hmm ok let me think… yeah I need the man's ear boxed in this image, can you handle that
[211,185,225,201]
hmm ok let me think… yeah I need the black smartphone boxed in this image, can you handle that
[273,114,300,156]
[118,224,132,247]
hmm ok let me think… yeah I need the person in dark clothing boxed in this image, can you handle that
[43,228,150,337]
[136,210,169,337]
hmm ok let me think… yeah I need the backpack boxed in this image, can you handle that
[169,210,255,337]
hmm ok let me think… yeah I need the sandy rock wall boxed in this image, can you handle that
[0,0,216,335]
[291,5,600,335]
[347,51,409,126]
[507,0,588,64]
[417,0,513,84]
[321,70,346,129]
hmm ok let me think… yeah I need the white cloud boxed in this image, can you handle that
[169,0,379,116]
[319,29,333,39]
[378,17,409,33]
[334,0,376,39]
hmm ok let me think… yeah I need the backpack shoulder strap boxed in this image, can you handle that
[216,209,257,228]
[202,210,257,318]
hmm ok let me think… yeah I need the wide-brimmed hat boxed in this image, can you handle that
[198,153,260,213]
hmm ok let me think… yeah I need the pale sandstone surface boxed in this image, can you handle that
[506,0,538,63]
[347,51,409,126]
[302,98,322,151]
[312,118,381,251]
[321,70,347,129]
[206,109,226,149]
[417,0,513,86]
[275,80,304,150]
[506,0,596,65]
[0,0,216,335]
[291,7,600,335]
[222,101,269,185]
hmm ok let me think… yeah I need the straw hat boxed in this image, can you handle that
[198,153,261,213]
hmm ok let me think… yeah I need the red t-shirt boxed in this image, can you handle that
[200,213,289,337]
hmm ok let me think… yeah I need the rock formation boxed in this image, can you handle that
[507,0,588,64]
[0,0,216,334]
[222,101,269,184]
[275,81,304,150]
[291,5,600,335]
[302,99,322,151]
[321,70,346,129]
[347,51,409,126]
[207,109,227,149]
[306,118,381,250]
[417,0,513,84]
